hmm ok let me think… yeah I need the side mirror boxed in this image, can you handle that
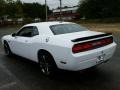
[12,33,16,37]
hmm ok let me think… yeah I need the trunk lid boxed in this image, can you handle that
[54,30,113,53]
[56,31,112,42]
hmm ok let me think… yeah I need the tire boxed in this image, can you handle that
[38,51,57,76]
[4,42,12,56]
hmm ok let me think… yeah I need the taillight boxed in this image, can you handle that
[72,37,113,53]
[72,43,92,53]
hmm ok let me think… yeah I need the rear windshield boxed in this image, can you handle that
[50,24,87,35]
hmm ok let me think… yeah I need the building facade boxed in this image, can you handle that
[48,6,80,21]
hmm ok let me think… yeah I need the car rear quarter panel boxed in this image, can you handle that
[57,42,117,71]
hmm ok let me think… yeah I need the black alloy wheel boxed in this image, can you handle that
[4,42,12,56]
[38,52,57,76]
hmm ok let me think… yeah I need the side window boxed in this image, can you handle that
[16,26,39,37]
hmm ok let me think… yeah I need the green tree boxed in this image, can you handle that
[22,3,51,20]
[0,0,52,20]
[5,0,16,18]
[15,0,23,18]
[0,0,6,17]
[78,0,120,19]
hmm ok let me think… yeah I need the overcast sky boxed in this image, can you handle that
[20,0,79,9]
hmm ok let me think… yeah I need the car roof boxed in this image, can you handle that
[23,21,75,35]
[24,21,74,27]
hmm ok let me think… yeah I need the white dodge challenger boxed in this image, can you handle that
[1,22,117,76]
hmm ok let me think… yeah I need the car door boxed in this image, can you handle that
[10,26,39,60]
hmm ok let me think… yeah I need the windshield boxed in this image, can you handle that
[50,24,87,35]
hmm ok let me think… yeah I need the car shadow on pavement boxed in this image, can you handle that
[1,54,114,90]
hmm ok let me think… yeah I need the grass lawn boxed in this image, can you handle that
[80,23,120,36]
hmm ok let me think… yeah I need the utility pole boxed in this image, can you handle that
[45,0,48,21]
[59,0,62,21]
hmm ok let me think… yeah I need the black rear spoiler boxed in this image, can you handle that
[71,33,112,42]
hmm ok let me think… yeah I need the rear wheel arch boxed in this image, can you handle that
[37,49,58,76]
[37,49,55,63]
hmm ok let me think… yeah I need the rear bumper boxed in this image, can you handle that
[57,42,117,71]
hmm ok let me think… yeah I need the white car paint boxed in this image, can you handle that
[1,22,117,71]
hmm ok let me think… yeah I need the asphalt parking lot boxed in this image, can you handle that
[0,27,120,90]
